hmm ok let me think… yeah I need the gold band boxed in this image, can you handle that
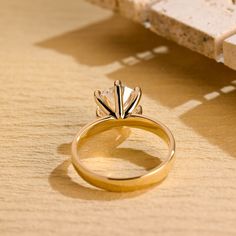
[71,114,175,192]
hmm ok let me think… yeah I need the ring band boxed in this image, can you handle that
[71,81,176,192]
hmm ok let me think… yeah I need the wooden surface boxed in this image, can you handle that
[1,0,236,235]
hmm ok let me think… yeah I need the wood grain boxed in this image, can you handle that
[0,0,236,235]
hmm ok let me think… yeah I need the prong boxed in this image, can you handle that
[125,87,142,116]
[114,80,125,119]
[135,105,143,115]
[94,90,115,116]
[96,107,106,118]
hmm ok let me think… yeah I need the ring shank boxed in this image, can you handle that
[71,114,175,192]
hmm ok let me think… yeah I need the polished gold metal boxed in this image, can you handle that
[72,80,175,192]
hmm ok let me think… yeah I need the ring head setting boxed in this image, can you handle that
[95,80,142,119]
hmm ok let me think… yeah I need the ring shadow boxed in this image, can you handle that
[49,127,163,200]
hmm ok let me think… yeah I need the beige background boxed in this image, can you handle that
[0,0,236,235]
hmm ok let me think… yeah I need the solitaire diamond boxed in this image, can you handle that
[95,81,142,119]
[100,86,133,111]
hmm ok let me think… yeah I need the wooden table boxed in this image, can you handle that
[1,0,236,235]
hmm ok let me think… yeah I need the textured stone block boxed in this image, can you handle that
[118,0,158,22]
[150,0,236,60]
[86,0,236,70]
[223,34,236,70]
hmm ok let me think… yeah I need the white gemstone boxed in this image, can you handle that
[100,86,133,111]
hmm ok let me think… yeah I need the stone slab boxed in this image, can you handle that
[150,0,236,60]
[223,34,236,70]
[118,0,158,22]
[87,0,236,70]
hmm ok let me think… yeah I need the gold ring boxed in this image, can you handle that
[71,80,175,192]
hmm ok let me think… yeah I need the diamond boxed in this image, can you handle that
[100,86,133,111]
[95,81,142,118]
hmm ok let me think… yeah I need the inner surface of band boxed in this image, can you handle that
[72,115,175,180]
[81,116,171,144]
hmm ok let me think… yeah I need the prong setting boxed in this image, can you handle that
[94,81,142,119]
